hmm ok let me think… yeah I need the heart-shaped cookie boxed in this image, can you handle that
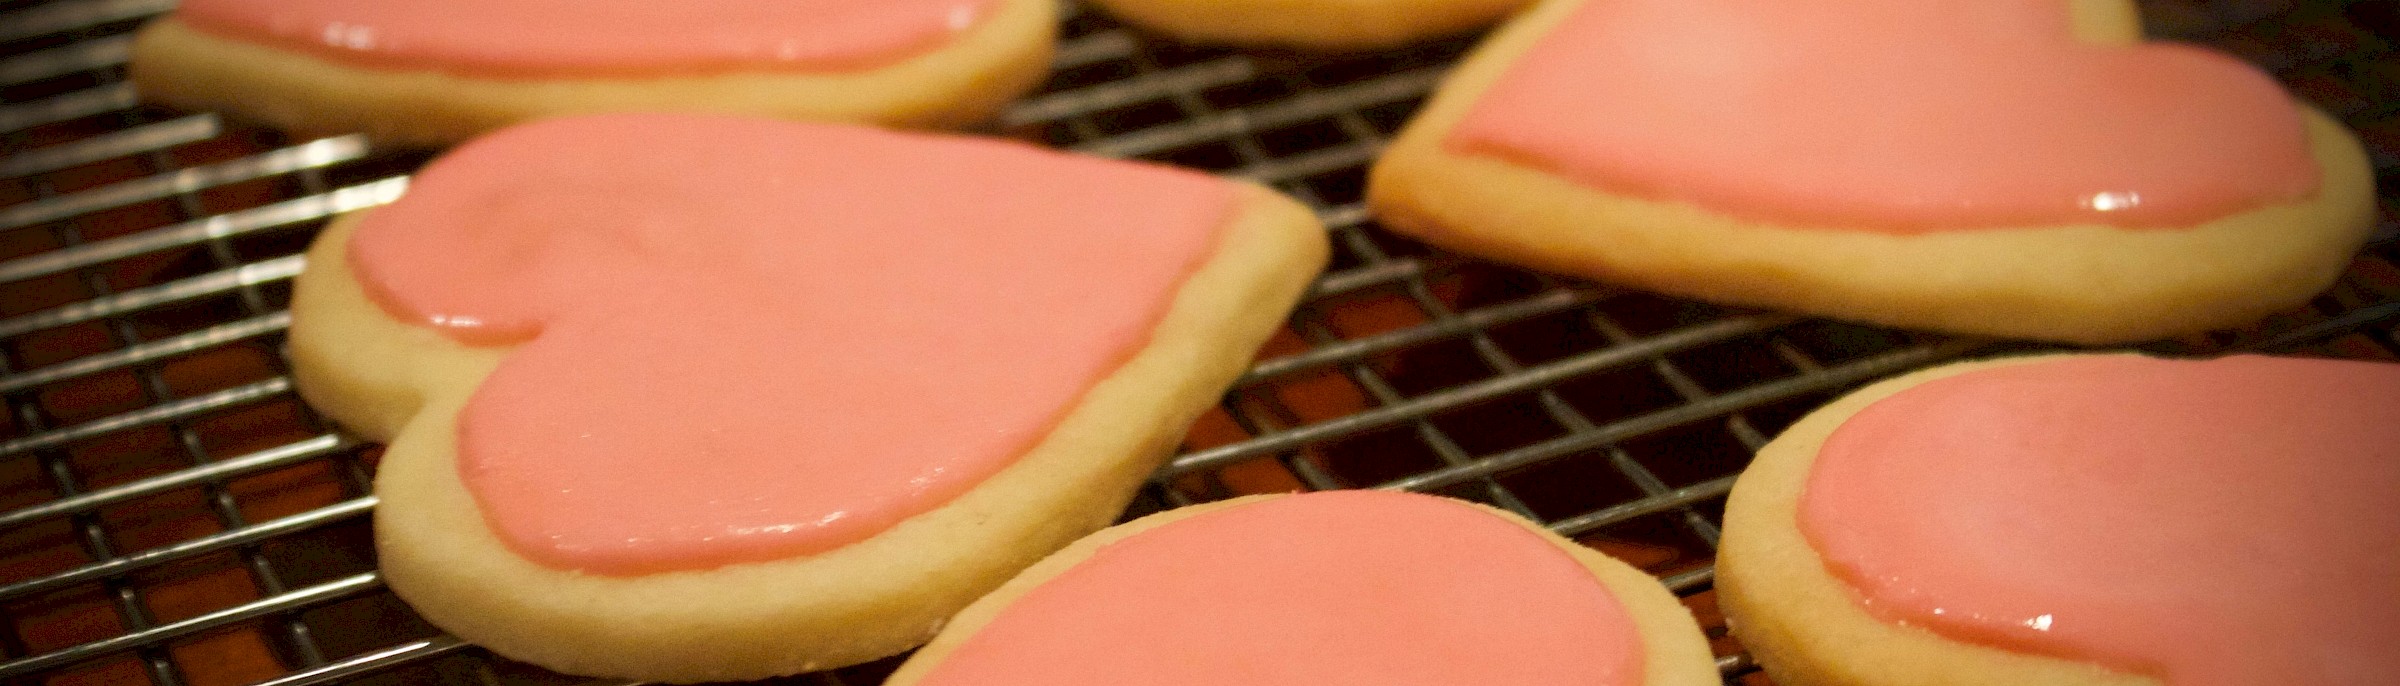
[178,0,1001,74]
[1367,0,2376,343]
[1720,354,2400,686]
[1451,0,2314,232]
[886,490,1721,686]
[287,113,1327,681]
[131,0,1056,143]
[1080,0,1534,50]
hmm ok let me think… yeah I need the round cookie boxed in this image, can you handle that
[129,0,1056,145]
[1368,0,2377,344]
[1082,0,1534,50]
[885,490,1722,686]
[1717,354,2400,686]
[288,114,1328,682]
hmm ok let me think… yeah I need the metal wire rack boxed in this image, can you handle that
[2,0,2396,684]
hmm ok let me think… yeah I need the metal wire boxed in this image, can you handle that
[2,0,2397,684]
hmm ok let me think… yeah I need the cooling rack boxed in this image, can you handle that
[3,0,2397,684]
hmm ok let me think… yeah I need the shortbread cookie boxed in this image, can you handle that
[885,490,1720,686]
[287,114,1327,682]
[130,0,1055,145]
[1369,0,2377,344]
[1718,354,2400,686]
[1084,0,1533,50]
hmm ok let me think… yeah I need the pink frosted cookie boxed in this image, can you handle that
[1084,0,1534,50]
[286,113,1327,681]
[1718,354,2400,686]
[885,490,1721,686]
[1369,0,2377,343]
[129,0,1057,144]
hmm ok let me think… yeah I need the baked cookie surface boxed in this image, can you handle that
[1369,0,2377,344]
[288,113,1327,682]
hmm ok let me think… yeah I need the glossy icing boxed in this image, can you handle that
[1800,355,2400,685]
[1450,0,2318,232]
[178,0,1000,75]
[349,114,1233,575]
[914,491,1647,686]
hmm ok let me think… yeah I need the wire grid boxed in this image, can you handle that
[2,0,2398,684]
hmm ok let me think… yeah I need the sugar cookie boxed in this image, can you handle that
[130,0,1056,145]
[287,114,1327,681]
[1084,0,1532,50]
[1718,354,2400,686]
[1369,0,2376,344]
[887,490,1721,686]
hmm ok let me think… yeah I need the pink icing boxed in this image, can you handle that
[1800,355,2400,685]
[177,0,1000,76]
[1449,0,2320,232]
[348,113,1233,575]
[914,491,1647,686]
